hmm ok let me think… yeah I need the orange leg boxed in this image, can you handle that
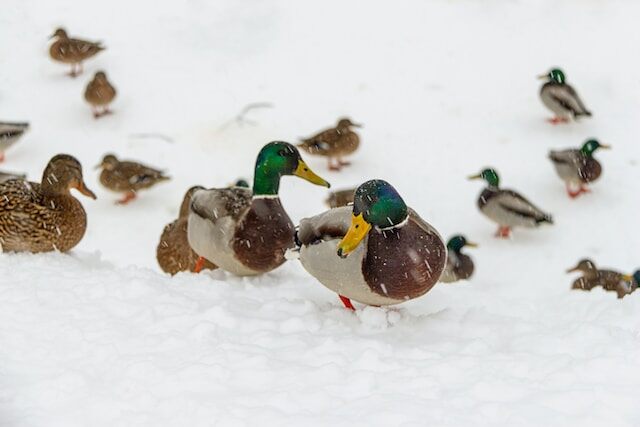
[194,256,206,273]
[339,295,355,311]
[0,152,5,162]
[338,157,351,167]
[495,226,511,238]
[547,117,569,125]
[116,191,137,205]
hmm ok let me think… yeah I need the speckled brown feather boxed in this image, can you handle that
[98,155,169,193]
[325,188,356,208]
[49,31,104,65]
[298,119,360,157]
[157,186,217,275]
[570,259,634,299]
[85,73,116,107]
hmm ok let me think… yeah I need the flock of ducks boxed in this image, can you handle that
[0,29,637,311]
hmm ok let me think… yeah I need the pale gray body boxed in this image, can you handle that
[540,82,591,120]
[478,187,552,228]
[0,122,29,153]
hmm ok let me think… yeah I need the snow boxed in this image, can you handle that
[1,0,640,425]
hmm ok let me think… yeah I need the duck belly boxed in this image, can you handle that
[540,86,571,119]
[299,237,405,306]
[481,200,538,228]
[553,161,581,184]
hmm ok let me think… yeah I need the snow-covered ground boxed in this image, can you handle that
[1,0,640,425]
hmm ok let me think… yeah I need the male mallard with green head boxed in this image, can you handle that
[439,235,477,283]
[85,71,117,118]
[539,68,591,124]
[568,259,635,299]
[469,168,553,238]
[187,141,330,276]
[298,118,361,171]
[294,179,446,309]
[49,28,105,77]
[96,154,170,204]
[549,139,609,198]
[0,122,29,162]
[0,154,95,253]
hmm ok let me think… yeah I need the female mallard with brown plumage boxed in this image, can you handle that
[0,154,95,253]
[567,259,635,299]
[49,28,105,77]
[96,154,169,204]
[187,141,330,276]
[538,68,591,124]
[549,139,609,198]
[325,187,356,208]
[439,235,477,283]
[469,168,553,238]
[84,71,117,118]
[0,122,29,162]
[294,179,446,309]
[298,118,361,171]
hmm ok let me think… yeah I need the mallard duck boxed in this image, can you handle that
[549,139,609,198]
[439,235,477,283]
[187,141,330,276]
[298,118,361,171]
[0,171,26,183]
[0,122,29,162]
[0,154,95,253]
[49,28,104,77]
[568,259,635,299]
[538,68,591,124]
[96,154,170,204]
[469,168,553,238]
[84,71,116,118]
[325,187,356,208]
[157,186,217,275]
[294,179,446,309]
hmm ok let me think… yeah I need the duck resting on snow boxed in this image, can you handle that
[538,68,591,124]
[187,141,330,276]
[567,259,635,299]
[439,235,477,283]
[293,179,446,310]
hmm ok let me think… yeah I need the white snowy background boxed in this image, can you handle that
[1,0,640,425]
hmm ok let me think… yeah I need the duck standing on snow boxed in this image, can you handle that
[85,71,117,118]
[96,154,170,204]
[0,154,95,253]
[325,187,356,208]
[49,28,105,77]
[567,259,635,299]
[539,68,591,124]
[294,179,446,310]
[187,141,330,276]
[439,235,477,283]
[469,168,553,238]
[298,118,361,171]
[549,139,609,198]
[0,122,29,162]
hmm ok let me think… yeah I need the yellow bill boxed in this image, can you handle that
[465,241,479,248]
[337,213,371,258]
[467,174,482,180]
[294,160,331,188]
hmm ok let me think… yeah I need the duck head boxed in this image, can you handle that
[253,141,330,196]
[468,168,500,188]
[41,154,96,199]
[96,154,118,171]
[581,139,610,157]
[538,68,566,84]
[337,179,408,258]
[447,235,478,253]
[566,258,597,274]
[93,71,108,83]
[234,179,250,188]
[336,118,362,129]
[49,28,68,40]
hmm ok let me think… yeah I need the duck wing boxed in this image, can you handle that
[298,127,341,155]
[117,162,169,188]
[189,187,253,224]
[296,206,351,247]
[0,180,54,236]
[547,84,591,117]
[495,189,553,224]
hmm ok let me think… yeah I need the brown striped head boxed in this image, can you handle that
[179,186,205,218]
[50,28,68,40]
[41,154,96,199]
[97,154,119,171]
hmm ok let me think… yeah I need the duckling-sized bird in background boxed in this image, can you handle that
[0,122,29,162]
[325,187,356,208]
[539,68,591,124]
[85,71,117,118]
[439,235,477,283]
[0,154,95,253]
[49,28,105,77]
[567,259,635,299]
[294,179,446,310]
[298,118,361,171]
[96,154,169,204]
[187,141,330,276]
[469,168,553,238]
[549,139,609,198]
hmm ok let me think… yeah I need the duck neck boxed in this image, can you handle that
[253,165,281,196]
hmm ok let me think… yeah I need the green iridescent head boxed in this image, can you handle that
[633,270,640,285]
[253,141,330,196]
[234,179,250,188]
[447,235,478,252]
[580,139,610,156]
[541,68,566,84]
[469,168,500,187]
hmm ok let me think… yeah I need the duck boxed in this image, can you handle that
[0,122,29,162]
[538,68,591,124]
[96,154,170,204]
[469,168,553,238]
[0,154,95,253]
[0,171,26,183]
[187,141,330,276]
[49,28,105,77]
[84,71,117,118]
[298,118,361,171]
[549,139,609,198]
[439,235,477,283]
[157,186,218,275]
[294,179,446,309]
[567,259,635,299]
[325,187,356,208]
